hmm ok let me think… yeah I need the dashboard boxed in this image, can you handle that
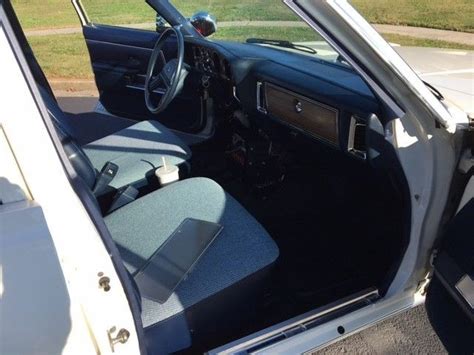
[188,44,233,80]
[184,38,381,161]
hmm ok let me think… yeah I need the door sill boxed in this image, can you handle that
[209,287,379,354]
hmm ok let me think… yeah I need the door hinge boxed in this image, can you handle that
[107,326,130,352]
[416,250,437,296]
[429,249,438,267]
[416,274,432,296]
[468,112,474,131]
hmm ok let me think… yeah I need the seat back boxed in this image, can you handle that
[38,86,98,190]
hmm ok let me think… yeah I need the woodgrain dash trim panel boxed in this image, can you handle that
[264,82,339,145]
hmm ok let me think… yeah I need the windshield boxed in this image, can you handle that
[171,0,343,65]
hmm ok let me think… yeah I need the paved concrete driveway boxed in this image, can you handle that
[290,43,473,115]
[395,47,474,114]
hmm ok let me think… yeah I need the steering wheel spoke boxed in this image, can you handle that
[160,72,171,88]
[148,75,164,91]
[158,50,167,68]
[145,27,184,114]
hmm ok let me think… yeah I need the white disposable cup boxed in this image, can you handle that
[155,164,180,186]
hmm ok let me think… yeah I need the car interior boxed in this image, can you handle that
[8,1,412,353]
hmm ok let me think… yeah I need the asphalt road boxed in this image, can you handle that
[315,277,474,355]
[315,305,447,354]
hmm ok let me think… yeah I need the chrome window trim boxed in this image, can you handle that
[455,274,474,309]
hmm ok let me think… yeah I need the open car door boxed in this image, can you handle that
[426,197,474,353]
[71,0,204,133]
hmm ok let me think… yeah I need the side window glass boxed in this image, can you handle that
[81,0,161,31]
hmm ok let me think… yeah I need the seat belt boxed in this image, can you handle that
[92,161,119,196]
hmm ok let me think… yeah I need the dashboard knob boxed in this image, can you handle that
[295,100,303,113]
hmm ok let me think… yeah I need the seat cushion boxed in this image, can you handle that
[104,178,279,352]
[65,111,136,146]
[83,120,191,191]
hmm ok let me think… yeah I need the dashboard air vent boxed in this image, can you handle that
[348,116,367,160]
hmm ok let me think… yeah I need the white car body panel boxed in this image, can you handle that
[0,27,139,354]
[1,201,98,355]
[1,0,469,353]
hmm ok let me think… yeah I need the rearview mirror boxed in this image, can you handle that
[190,11,217,37]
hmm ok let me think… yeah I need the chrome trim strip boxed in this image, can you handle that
[125,84,166,95]
[86,39,154,52]
[455,274,474,309]
[232,86,240,103]
[71,0,90,26]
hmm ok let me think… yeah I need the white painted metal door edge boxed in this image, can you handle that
[0,24,140,355]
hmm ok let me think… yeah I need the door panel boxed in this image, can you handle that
[83,24,203,132]
[426,198,474,352]
[430,198,474,321]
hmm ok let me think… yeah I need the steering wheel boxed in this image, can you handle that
[145,26,185,114]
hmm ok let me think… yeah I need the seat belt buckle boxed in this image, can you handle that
[93,161,119,195]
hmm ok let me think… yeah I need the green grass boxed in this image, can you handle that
[28,30,473,80]
[352,0,474,33]
[169,0,298,21]
[213,27,319,43]
[12,0,474,32]
[383,33,474,50]
[12,0,81,29]
[28,34,94,79]
[12,0,473,80]
[12,0,297,30]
